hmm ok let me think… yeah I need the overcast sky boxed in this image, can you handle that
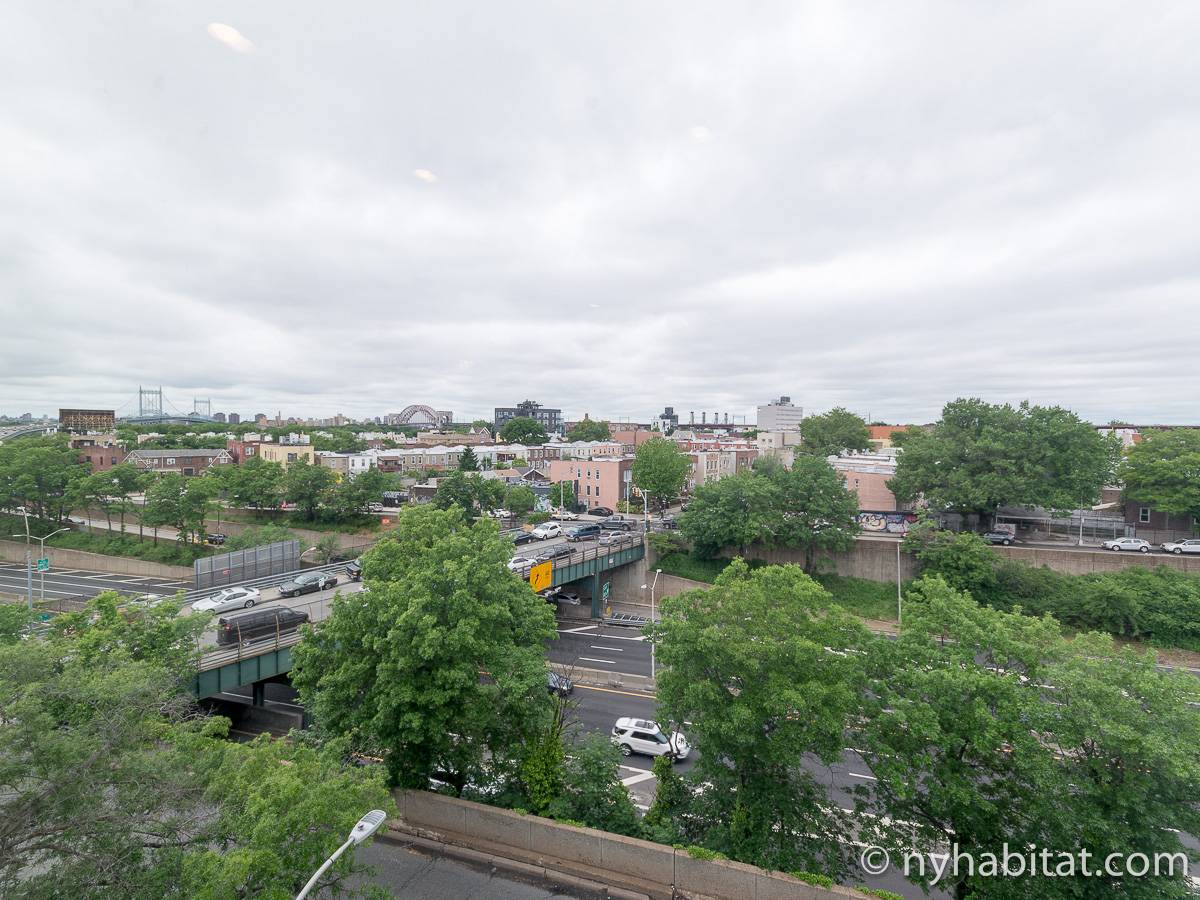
[3,2,1198,425]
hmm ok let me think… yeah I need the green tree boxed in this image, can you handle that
[141,473,185,544]
[653,561,869,874]
[331,467,386,519]
[224,524,301,551]
[631,437,691,509]
[458,446,479,471]
[546,735,642,837]
[799,407,871,457]
[180,476,219,543]
[284,458,336,521]
[0,590,392,899]
[432,470,476,520]
[499,416,548,445]
[901,514,1000,600]
[292,505,557,791]
[1118,428,1200,524]
[550,480,577,511]
[680,470,780,558]
[223,456,284,513]
[890,399,1114,525]
[504,484,537,518]
[314,533,343,564]
[767,455,860,573]
[567,418,612,441]
[471,474,507,513]
[109,462,143,534]
[0,434,88,522]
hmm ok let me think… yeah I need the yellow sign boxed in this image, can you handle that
[529,561,553,593]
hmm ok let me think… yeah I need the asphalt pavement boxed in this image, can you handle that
[0,560,191,602]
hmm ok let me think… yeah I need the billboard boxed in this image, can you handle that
[195,539,300,590]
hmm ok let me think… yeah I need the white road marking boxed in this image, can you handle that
[590,645,625,652]
[848,772,878,781]
[560,625,597,634]
[621,771,657,787]
[578,657,616,665]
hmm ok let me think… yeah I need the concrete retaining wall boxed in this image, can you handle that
[0,539,193,579]
[994,544,1200,576]
[393,789,867,900]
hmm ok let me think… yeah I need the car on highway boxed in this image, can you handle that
[565,523,602,542]
[982,530,1017,546]
[123,593,168,609]
[597,515,636,531]
[510,530,538,546]
[1161,539,1200,555]
[548,671,574,696]
[216,607,309,646]
[205,532,227,546]
[555,589,582,605]
[598,531,629,547]
[589,506,615,518]
[535,544,573,563]
[277,571,338,597]
[192,586,262,614]
[508,555,537,572]
[611,717,690,761]
[1102,537,1152,553]
[553,508,579,520]
[531,522,563,540]
[344,560,362,581]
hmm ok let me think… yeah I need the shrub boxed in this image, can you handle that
[790,871,834,887]
[685,845,727,861]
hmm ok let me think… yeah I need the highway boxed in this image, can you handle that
[0,560,191,602]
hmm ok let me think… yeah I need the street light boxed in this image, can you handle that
[12,506,32,608]
[12,527,72,603]
[295,809,388,900]
[640,567,663,680]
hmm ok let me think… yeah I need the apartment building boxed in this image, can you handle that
[71,434,127,472]
[126,448,233,475]
[317,451,374,480]
[256,443,316,469]
[756,396,803,432]
[494,399,562,434]
[756,430,802,468]
[546,457,634,512]
[828,450,900,511]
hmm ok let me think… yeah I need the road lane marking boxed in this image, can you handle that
[590,645,625,652]
[560,625,597,634]
[578,657,616,665]
[576,684,657,700]
[848,772,877,781]
[621,771,657,787]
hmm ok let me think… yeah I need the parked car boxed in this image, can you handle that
[610,717,690,761]
[192,586,262,614]
[508,555,537,572]
[658,514,678,529]
[1161,539,1200,555]
[216,607,309,646]
[535,544,573,562]
[1102,537,1152,553]
[598,531,628,547]
[548,671,574,696]
[205,532,227,546]
[553,508,579,521]
[598,515,635,531]
[555,589,582,605]
[489,509,512,519]
[589,507,615,518]
[510,530,538,546]
[367,502,384,512]
[565,523,602,542]
[531,522,562,540]
[278,571,338,597]
[982,530,1016,546]
[344,560,362,581]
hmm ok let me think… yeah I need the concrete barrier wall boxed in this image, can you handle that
[995,544,1200,576]
[0,539,193,579]
[393,789,867,900]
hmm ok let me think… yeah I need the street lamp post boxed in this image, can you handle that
[12,527,72,603]
[640,567,662,680]
[14,507,32,608]
[896,539,902,624]
[295,809,388,900]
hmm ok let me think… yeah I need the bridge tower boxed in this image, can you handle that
[138,386,163,418]
[193,397,212,418]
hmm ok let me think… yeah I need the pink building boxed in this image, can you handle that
[547,457,634,511]
[829,451,900,511]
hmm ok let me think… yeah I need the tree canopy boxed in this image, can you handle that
[1118,428,1200,522]
[498,416,548,445]
[799,407,871,457]
[566,418,612,442]
[889,399,1117,523]
[631,437,691,508]
[458,446,479,470]
[292,505,557,791]
[284,458,337,521]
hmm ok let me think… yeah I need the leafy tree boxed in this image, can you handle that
[653,561,869,875]
[284,458,336,521]
[471,419,492,432]
[644,752,690,838]
[458,446,479,471]
[109,462,143,534]
[890,399,1115,524]
[499,416,548,445]
[314,533,342,564]
[292,506,557,791]
[550,480,577,511]
[141,473,185,544]
[224,524,301,551]
[0,434,88,522]
[0,591,392,899]
[432,470,476,519]
[330,467,386,519]
[504,484,537,518]
[179,476,219,543]
[902,514,1000,599]
[223,456,284,513]
[546,735,642,837]
[768,455,860,573]
[1118,428,1200,524]
[680,470,780,558]
[799,407,871,457]
[631,437,691,508]
[471,474,507,513]
[567,418,612,441]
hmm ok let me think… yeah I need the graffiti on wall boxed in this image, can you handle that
[856,511,919,535]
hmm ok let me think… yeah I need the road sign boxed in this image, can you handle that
[36,558,49,572]
[529,561,553,593]
[601,581,610,601]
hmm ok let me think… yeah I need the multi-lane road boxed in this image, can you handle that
[0,560,191,603]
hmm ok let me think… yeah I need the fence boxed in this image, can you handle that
[195,540,300,590]
[196,590,338,671]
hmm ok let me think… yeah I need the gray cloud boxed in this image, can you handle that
[2,1,1199,425]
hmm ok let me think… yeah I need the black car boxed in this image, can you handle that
[598,515,635,531]
[344,560,362,581]
[205,532,227,545]
[548,671,574,696]
[216,607,309,646]
[535,544,573,563]
[566,523,602,542]
[278,571,338,598]
[589,506,615,518]
[510,530,537,546]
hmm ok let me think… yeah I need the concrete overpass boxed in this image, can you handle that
[191,535,646,701]
[0,423,57,443]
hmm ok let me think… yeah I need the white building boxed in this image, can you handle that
[756,396,804,432]
[756,430,803,467]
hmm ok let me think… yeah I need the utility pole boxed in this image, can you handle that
[896,540,902,624]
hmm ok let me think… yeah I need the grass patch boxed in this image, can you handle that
[655,552,732,583]
[216,508,381,533]
[812,573,903,622]
[1,513,213,566]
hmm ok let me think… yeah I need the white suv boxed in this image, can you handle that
[531,522,562,540]
[1102,537,1152,553]
[611,717,690,761]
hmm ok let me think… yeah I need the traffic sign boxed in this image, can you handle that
[36,557,49,572]
[529,561,553,593]
[601,582,610,601]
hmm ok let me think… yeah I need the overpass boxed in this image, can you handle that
[191,535,645,701]
[0,423,57,443]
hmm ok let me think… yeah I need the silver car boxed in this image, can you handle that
[1161,539,1200,555]
[192,586,261,613]
[1102,537,1151,553]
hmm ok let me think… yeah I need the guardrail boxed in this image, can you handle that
[178,561,353,605]
[507,532,642,575]
[196,591,337,671]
